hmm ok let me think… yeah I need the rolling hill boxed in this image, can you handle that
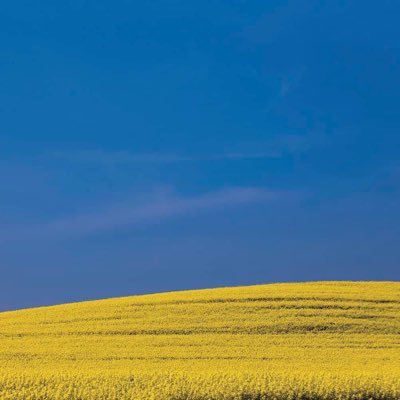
[0,281,399,399]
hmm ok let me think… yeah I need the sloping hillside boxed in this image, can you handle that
[0,281,399,399]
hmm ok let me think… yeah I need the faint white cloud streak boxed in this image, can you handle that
[9,187,280,240]
[55,149,280,165]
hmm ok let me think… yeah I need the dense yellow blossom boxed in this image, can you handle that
[0,281,399,399]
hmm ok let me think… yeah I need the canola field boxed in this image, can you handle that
[0,281,399,399]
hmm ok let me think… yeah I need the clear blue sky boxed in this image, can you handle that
[1,1,399,310]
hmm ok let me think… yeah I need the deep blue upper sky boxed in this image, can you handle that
[1,0,399,310]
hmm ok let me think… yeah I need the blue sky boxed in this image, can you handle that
[1,0,399,310]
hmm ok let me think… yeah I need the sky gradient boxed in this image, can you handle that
[1,0,400,310]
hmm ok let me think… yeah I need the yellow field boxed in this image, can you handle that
[0,281,399,399]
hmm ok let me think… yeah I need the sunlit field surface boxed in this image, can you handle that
[0,281,399,399]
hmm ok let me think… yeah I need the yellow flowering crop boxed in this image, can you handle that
[0,281,399,399]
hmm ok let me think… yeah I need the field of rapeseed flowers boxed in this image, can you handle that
[0,281,399,399]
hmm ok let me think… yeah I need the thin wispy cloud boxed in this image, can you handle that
[5,186,281,240]
[53,131,330,166]
[54,149,281,165]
